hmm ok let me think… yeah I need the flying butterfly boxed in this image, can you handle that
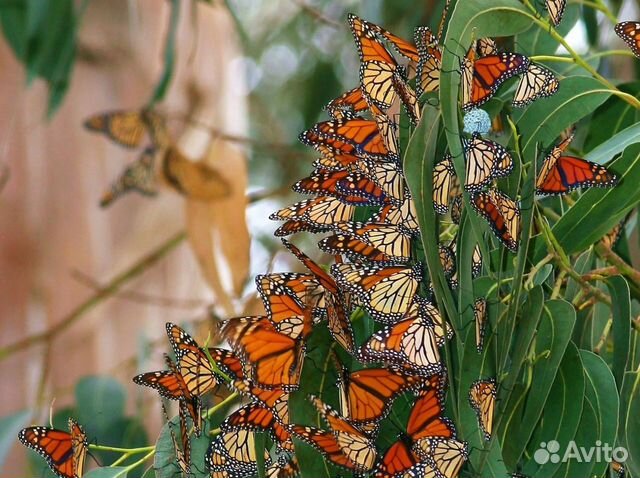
[615,22,640,58]
[535,133,618,196]
[83,109,167,148]
[471,188,520,252]
[469,378,497,440]
[512,63,559,108]
[463,133,514,192]
[100,146,157,207]
[269,196,355,237]
[18,419,88,478]
[331,262,422,323]
[460,48,530,111]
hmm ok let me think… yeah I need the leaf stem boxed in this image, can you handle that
[90,445,155,454]
[520,0,640,109]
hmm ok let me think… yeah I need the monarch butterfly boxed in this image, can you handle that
[230,378,291,425]
[413,437,469,478]
[133,354,203,435]
[615,22,640,58]
[471,188,521,252]
[439,243,457,288]
[374,388,456,477]
[463,134,514,192]
[611,460,626,478]
[512,63,559,108]
[18,418,88,478]
[472,243,483,277]
[360,299,443,375]
[160,401,191,476]
[293,169,387,206]
[357,158,406,204]
[220,316,307,391]
[206,430,270,478]
[469,379,497,440]
[546,0,567,26]
[460,48,530,111]
[331,262,422,323]
[166,322,231,397]
[335,364,423,425]
[281,239,355,353]
[330,221,412,262]
[161,147,230,201]
[292,396,377,472]
[319,233,391,262]
[312,118,392,158]
[313,150,362,172]
[373,194,420,235]
[266,456,299,478]
[474,298,487,352]
[83,109,166,148]
[348,14,421,125]
[326,86,376,120]
[476,37,498,56]
[269,196,355,236]
[432,154,460,215]
[415,26,442,96]
[257,272,326,317]
[255,276,313,339]
[221,403,294,452]
[450,195,463,224]
[100,146,158,207]
[535,134,618,195]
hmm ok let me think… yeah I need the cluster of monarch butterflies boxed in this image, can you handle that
[18,6,636,478]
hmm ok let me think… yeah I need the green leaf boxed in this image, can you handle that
[538,143,640,258]
[514,3,580,56]
[502,299,574,466]
[619,371,640,477]
[526,341,584,478]
[149,0,180,105]
[517,76,612,158]
[0,410,30,468]
[560,390,597,478]
[584,121,640,165]
[404,104,457,323]
[607,276,632,388]
[83,468,129,478]
[579,350,619,478]
[75,376,126,438]
[0,2,27,60]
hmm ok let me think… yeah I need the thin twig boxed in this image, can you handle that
[292,0,342,28]
[595,242,640,287]
[70,270,209,310]
[581,266,619,282]
[0,231,186,362]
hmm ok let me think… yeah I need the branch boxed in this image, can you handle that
[0,231,186,362]
[292,0,342,28]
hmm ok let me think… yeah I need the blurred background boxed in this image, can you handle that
[0,0,637,475]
